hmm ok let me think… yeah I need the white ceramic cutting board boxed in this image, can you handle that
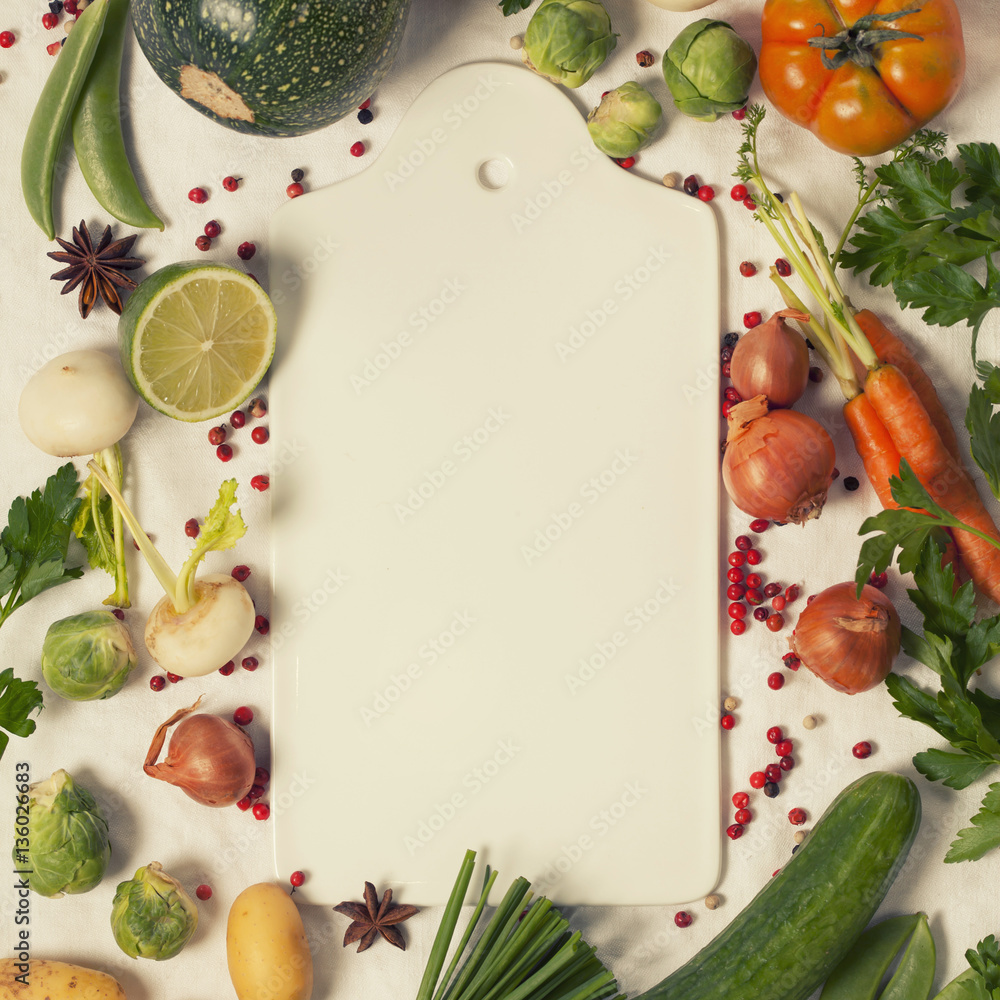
[268,61,721,906]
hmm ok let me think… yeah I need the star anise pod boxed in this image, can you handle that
[47,220,144,318]
[333,881,420,952]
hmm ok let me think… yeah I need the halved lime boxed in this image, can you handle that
[119,261,277,422]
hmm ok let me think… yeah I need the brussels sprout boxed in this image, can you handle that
[587,82,662,157]
[522,0,617,89]
[13,769,111,897]
[41,610,137,701]
[662,18,757,122]
[111,862,198,960]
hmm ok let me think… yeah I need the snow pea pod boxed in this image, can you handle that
[880,913,935,1000]
[20,0,111,239]
[821,914,922,1000]
[72,0,163,230]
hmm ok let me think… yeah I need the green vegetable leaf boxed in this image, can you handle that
[874,156,962,220]
[0,464,82,629]
[499,0,532,13]
[72,473,117,577]
[959,142,1000,208]
[913,748,994,790]
[967,385,1000,501]
[0,667,44,764]
[887,671,955,733]
[176,480,247,609]
[947,784,1000,863]
[893,261,998,330]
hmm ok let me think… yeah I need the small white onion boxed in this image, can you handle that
[643,0,717,10]
[18,349,139,457]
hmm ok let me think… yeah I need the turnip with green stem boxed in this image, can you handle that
[18,349,138,607]
[87,463,255,678]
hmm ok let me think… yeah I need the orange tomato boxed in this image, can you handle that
[759,0,965,156]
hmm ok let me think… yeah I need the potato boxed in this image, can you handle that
[0,959,127,999]
[227,882,313,1000]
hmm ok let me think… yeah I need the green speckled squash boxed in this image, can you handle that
[131,0,410,137]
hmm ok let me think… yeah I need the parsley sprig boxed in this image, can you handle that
[0,668,43,764]
[498,0,532,14]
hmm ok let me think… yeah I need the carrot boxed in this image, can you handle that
[865,363,1000,603]
[853,309,962,460]
[843,392,904,510]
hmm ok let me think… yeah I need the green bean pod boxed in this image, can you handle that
[820,914,922,1000]
[929,969,979,1000]
[20,0,111,239]
[879,914,935,1000]
[72,0,164,230]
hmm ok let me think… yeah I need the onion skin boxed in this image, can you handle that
[790,583,901,694]
[144,698,255,807]
[722,395,836,524]
[730,309,811,409]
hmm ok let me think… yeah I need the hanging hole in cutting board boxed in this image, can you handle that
[477,157,512,190]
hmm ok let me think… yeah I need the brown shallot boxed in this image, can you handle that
[722,395,836,524]
[789,582,901,694]
[144,697,255,807]
[729,309,811,408]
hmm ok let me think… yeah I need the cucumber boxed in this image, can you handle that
[635,771,921,1000]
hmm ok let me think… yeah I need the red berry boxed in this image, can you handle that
[237,241,256,261]
[853,741,873,759]
[674,911,693,928]
[764,781,780,798]
[615,156,636,169]
[779,755,795,771]
[730,619,746,636]
[204,220,221,238]
[766,614,785,633]
[252,803,270,821]
[734,534,752,551]
[287,182,305,199]
[230,409,247,428]
[42,12,58,28]
[721,714,735,730]
[726,583,745,601]
[48,41,64,54]
[250,474,270,492]
[219,660,235,676]
[763,582,781,599]
[350,141,365,157]
[724,386,743,404]
[184,518,199,538]
[726,823,744,840]
[743,196,757,210]
[749,518,769,532]
[112,609,125,620]
[739,261,757,277]
[745,588,763,607]
[255,614,270,635]
[774,258,792,276]
[745,572,762,589]
[358,98,372,110]
[732,106,747,120]
[247,783,265,801]
[753,607,768,622]
[765,763,783,783]
[726,567,744,583]
[744,311,762,328]
[775,739,793,757]
[734,808,752,825]
[683,175,700,196]
[730,184,748,201]
[732,791,749,809]
[251,426,269,444]
[766,726,783,744]
[255,767,270,785]
[721,360,732,378]
[232,565,251,581]
[149,675,166,691]
[728,602,747,620]
[166,672,182,684]
[242,656,259,672]
[635,48,654,67]
[208,425,226,445]
[236,795,252,811]
[188,187,208,203]
[771,595,787,612]
[233,706,254,726]
[749,771,766,789]
[728,551,746,567]
[196,884,212,901]
[782,652,800,670]
[721,400,735,420]
[697,185,715,202]
[223,175,240,192]
[809,366,824,383]
[249,397,268,418]
[868,571,888,589]
[0,31,15,47]
[195,235,212,251]
[788,808,807,826]
[784,584,800,602]
[746,548,762,565]
[290,870,305,887]
[216,443,233,462]
[767,670,785,689]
